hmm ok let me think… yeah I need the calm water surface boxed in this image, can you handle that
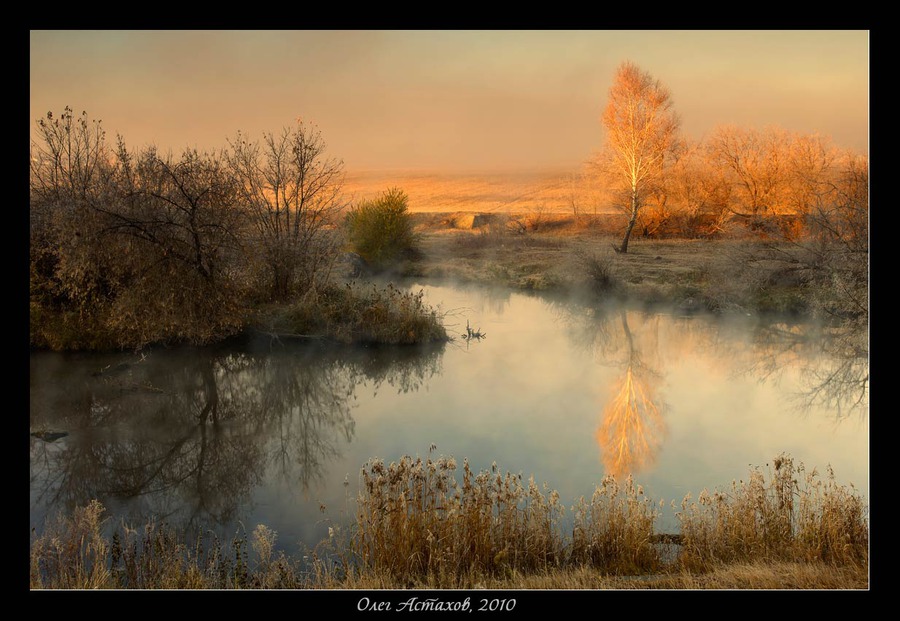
[30,282,868,550]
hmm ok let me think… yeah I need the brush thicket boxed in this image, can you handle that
[30,454,867,588]
[354,456,564,586]
[571,474,662,574]
[676,454,868,571]
[282,282,447,345]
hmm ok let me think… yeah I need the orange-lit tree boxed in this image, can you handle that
[600,61,681,253]
[706,125,793,222]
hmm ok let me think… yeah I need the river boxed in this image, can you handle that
[30,281,869,552]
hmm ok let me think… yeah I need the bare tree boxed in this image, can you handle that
[785,133,837,218]
[31,109,352,349]
[30,108,118,330]
[707,125,792,221]
[227,122,345,301]
[30,107,249,348]
[30,107,112,215]
[105,143,247,345]
[566,172,581,217]
[653,140,731,238]
[801,151,868,319]
[111,144,244,289]
[600,61,681,253]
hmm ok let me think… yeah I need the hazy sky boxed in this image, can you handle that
[30,30,869,172]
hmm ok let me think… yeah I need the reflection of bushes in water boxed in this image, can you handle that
[346,342,444,395]
[798,321,868,419]
[686,316,868,421]
[30,342,444,530]
[554,300,647,362]
[30,455,867,588]
[30,356,269,528]
[743,320,868,421]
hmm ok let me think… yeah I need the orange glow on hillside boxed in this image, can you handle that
[342,169,611,214]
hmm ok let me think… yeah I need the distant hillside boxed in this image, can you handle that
[342,169,615,214]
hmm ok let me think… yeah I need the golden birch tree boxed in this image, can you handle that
[601,61,680,253]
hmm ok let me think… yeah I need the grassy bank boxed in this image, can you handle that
[32,281,449,351]
[250,282,448,346]
[30,214,863,351]
[30,455,867,590]
[404,222,863,321]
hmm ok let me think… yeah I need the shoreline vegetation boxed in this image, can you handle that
[29,220,864,352]
[30,454,868,590]
[29,109,866,354]
[30,105,868,590]
[30,217,867,351]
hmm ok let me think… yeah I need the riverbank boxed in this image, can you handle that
[402,219,863,322]
[30,280,450,352]
[30,215,866,353]
[30,455,868,590]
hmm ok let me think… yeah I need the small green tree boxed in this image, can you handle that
[345,187,417,269]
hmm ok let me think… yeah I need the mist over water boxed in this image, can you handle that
[30,282,868,550]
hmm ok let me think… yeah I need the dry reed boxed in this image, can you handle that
[30,454,867,589]
[676,454,868,571]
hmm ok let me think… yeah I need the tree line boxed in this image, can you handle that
[595,61,868,253]
[31,70,868,350]
[30,107,347,350]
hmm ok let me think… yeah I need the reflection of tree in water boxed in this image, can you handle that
[742,318,868,421]
[596,311,666,478]
[802,322,868,419]
[558,303,667,478]
[554,296,867,478]
[31,351,268,527]
[474,286,512,316]
[30,342,443,529]
[247,349,357,492]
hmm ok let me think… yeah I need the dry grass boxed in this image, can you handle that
[570,475,661,574]
[401,192,849,320]
[30,455,867,590]
[354,456,565,586]
[411,228,821,319]
[326,562,866,589]
[658,562,868,590]
[677,454,868,572]
[31,506,326,589]
[30,500,111,589]
[414,231,725,298]
[257,282,448,345]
